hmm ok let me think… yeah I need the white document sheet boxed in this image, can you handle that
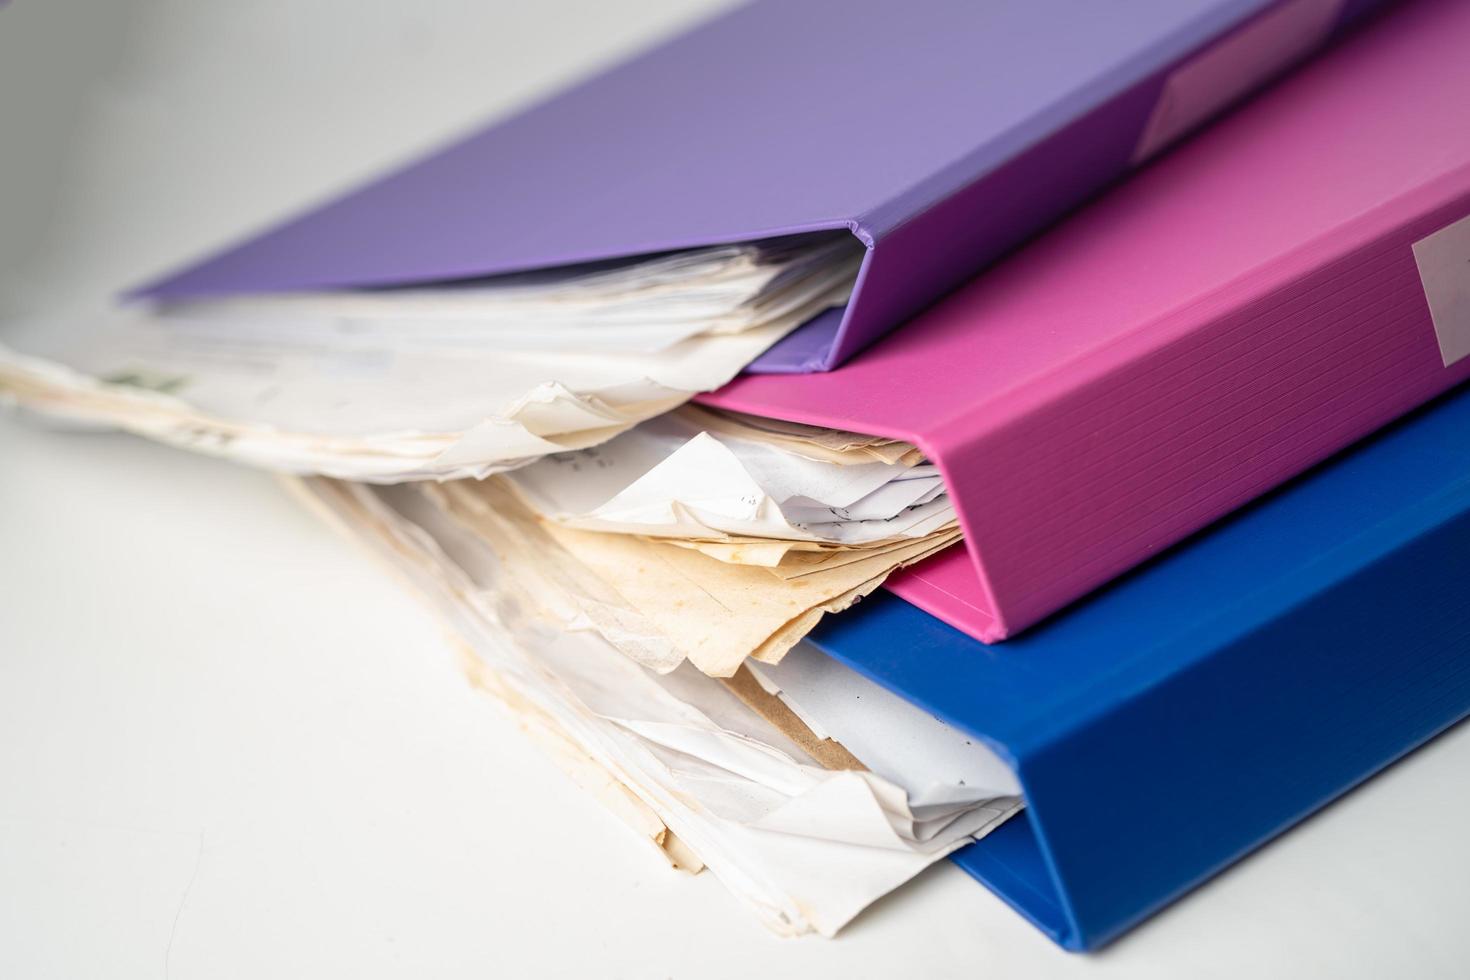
[747,644,1023,810]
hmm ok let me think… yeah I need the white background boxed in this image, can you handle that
[2,1,1467,976]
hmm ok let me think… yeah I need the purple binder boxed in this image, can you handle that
[132,0,1384,372]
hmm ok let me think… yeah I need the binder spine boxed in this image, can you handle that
[821,79,1160,372]
[750,0,1384,373]
[1006,497,1470,948]
[941,186,1470,638]
[745,76,1162,376]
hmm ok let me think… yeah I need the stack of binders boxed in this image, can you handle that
[4,0,1467,949]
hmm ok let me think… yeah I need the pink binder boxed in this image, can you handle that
[700,0,1470,642]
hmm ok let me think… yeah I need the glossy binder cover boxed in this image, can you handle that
[808,382,1470,950]
[129,0,1379,373]
[703,0,1470,640]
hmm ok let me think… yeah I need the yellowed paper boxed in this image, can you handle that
[287,474,1019,938]
[676,404,924,467]
[432,477,959,677]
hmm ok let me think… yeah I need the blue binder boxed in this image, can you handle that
[808,383,1470,951]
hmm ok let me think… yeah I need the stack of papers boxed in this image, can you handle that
[462,405,962,675]
[0,232,992,936]
[0,235,860,480]
[429,473,957,678]
[506,405,952,553]
[3,284,965,674]
[291,475,1016,936]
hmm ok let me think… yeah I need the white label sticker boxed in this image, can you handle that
[1133,0,1343,163]
[1413,212,1470,369]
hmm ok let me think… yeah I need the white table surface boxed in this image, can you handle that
[2,2,1467,976]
